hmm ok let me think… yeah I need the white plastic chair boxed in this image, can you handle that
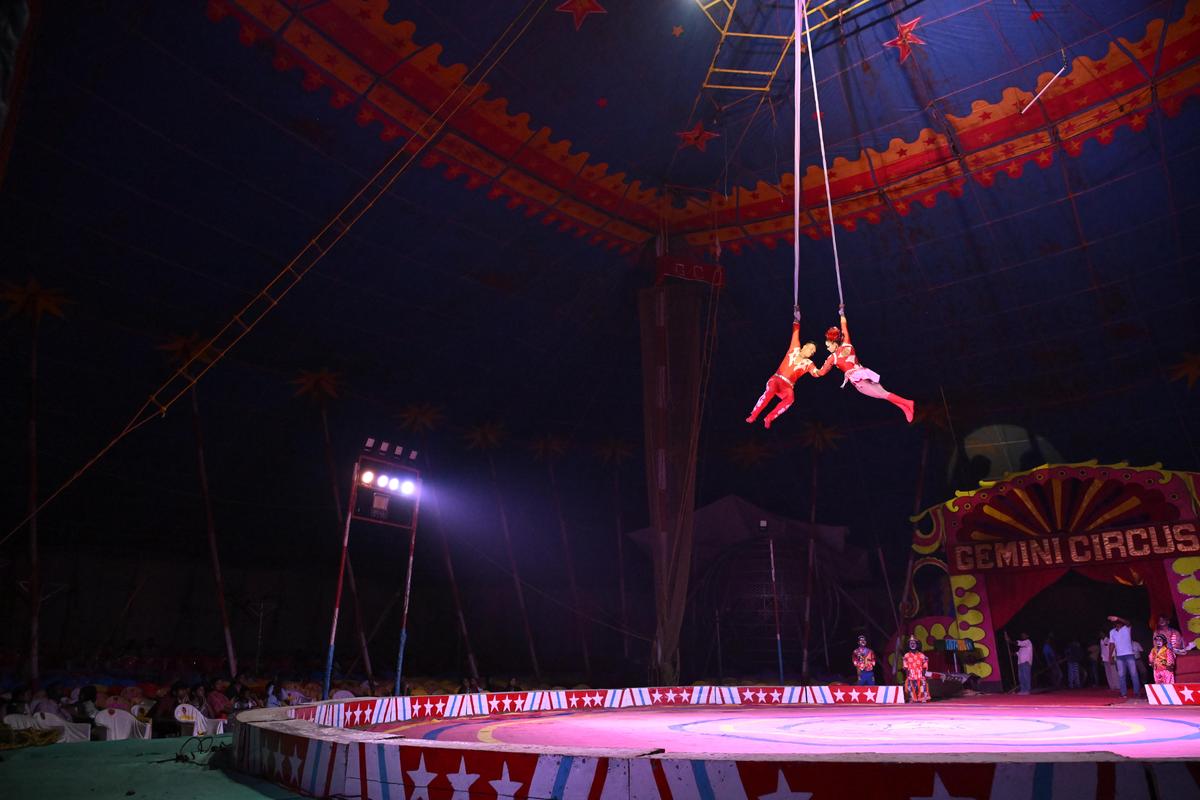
[95,707,151,740]
[33,711,91,743]
[331,689,355,700]
[129,702,151,718]
[3,713,38,730]
[174,702,226,736]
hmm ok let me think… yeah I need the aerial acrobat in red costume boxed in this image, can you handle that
[745,314,822,429]
[813,309,915,423]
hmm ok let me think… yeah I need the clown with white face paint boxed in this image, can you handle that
[852,635,877,686]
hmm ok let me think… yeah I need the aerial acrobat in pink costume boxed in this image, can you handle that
[813,312,915,423]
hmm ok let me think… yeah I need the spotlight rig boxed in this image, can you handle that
[352,438,421,528]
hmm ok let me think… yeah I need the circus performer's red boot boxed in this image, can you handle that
[889,394,915,423]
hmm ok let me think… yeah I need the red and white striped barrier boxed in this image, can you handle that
[233,718,1200,800]
[289,684,905,729]
[1145,683,1200,704]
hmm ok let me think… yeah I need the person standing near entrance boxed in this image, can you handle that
[1107,615,1141,699]
[852,635,877,686]
[1100,631,1120,690]
[1155,615,1191,655]
[1014,632,1033,695]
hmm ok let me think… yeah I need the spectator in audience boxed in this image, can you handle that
[74,685,99,721]
[266,681,286,708]
[30,686,67,720]
[191,683,208,716]
[206,678,233,718]
[232,684,259,711]
[1065,640,1084,688]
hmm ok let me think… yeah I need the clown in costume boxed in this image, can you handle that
[902,637,930,702]
[1149,634,1176,684]
[852,635,877,686]
[813,313,915,422]
[746,321,821,428]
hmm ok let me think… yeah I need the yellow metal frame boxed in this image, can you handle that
[694,0,878,93]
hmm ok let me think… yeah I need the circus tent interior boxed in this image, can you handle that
[1,0,1199,797]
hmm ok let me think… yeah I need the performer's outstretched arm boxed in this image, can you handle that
[840,313,851,346]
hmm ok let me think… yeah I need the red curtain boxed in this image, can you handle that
[986,568,1068,631]
[984,561,1175,631]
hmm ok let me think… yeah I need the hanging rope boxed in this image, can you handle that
[800,2,846,313]
[791,3,802,322]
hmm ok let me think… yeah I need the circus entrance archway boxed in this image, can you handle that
[997,571,1150,691]
[899,463,1200,691]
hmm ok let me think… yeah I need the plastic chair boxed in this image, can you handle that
[95,707,152,740]
[129,702,151,718]
[174,703,226,736]
[331,689,355,700]
[3,713,38,730]
[33,711,91,743]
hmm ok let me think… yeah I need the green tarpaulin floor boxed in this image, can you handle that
[0,735,297,799]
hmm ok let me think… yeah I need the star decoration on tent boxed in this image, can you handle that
[676,121,719,152]
[799,421,843,452]
[1168,352,1200,391]
[672,25,684,37]
[464,421,506,450]
[0,277,70,321]
[292,368,341,401]
[729,439,772,467]
[397,402,446,433]
[529,434,569,461]
[556,0,606,31]
[883,17,926,63]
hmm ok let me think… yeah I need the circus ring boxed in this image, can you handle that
[231,685,1200,799]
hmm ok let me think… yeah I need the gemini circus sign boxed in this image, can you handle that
[951,521,1200,574]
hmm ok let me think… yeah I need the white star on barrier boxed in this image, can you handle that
[665,689,677,703]
[651,689,663,703]
[757,770,812,800]
[273,749,285,778]
[287,747,303,783]
[1181,686,1196,702]
[260,745,273,773]
[833,689,846,701]
[489,697,500,712]
[591,692,604,706]
[755,690,767,702]
[489,762,524,799]
[435,699,446,716]
[407,753,437,800]
[583,693,595,707]
[447,757,479,799]
[911,774,976,800]
[849,689,860,702]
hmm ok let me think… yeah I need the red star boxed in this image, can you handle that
[883,17,926,63]
[1030,11,1044,22]
[676,121,719,152]
[556,0,606,31]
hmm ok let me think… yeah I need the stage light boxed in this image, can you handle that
[400,479,416,496]
[388,477,400,491]
[361,470,375,485]
[377,474,389,488]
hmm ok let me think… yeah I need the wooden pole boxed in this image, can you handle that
[549,460,591,679]
[614,466,630,659]
[27,314,41,688]
[190,389,238,677]
[319,406,374,690]
[491,455,540,682]
[801,448,817,680]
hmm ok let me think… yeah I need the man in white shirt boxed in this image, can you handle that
[1107,615,1140,698]
[1014,632,1033,695]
